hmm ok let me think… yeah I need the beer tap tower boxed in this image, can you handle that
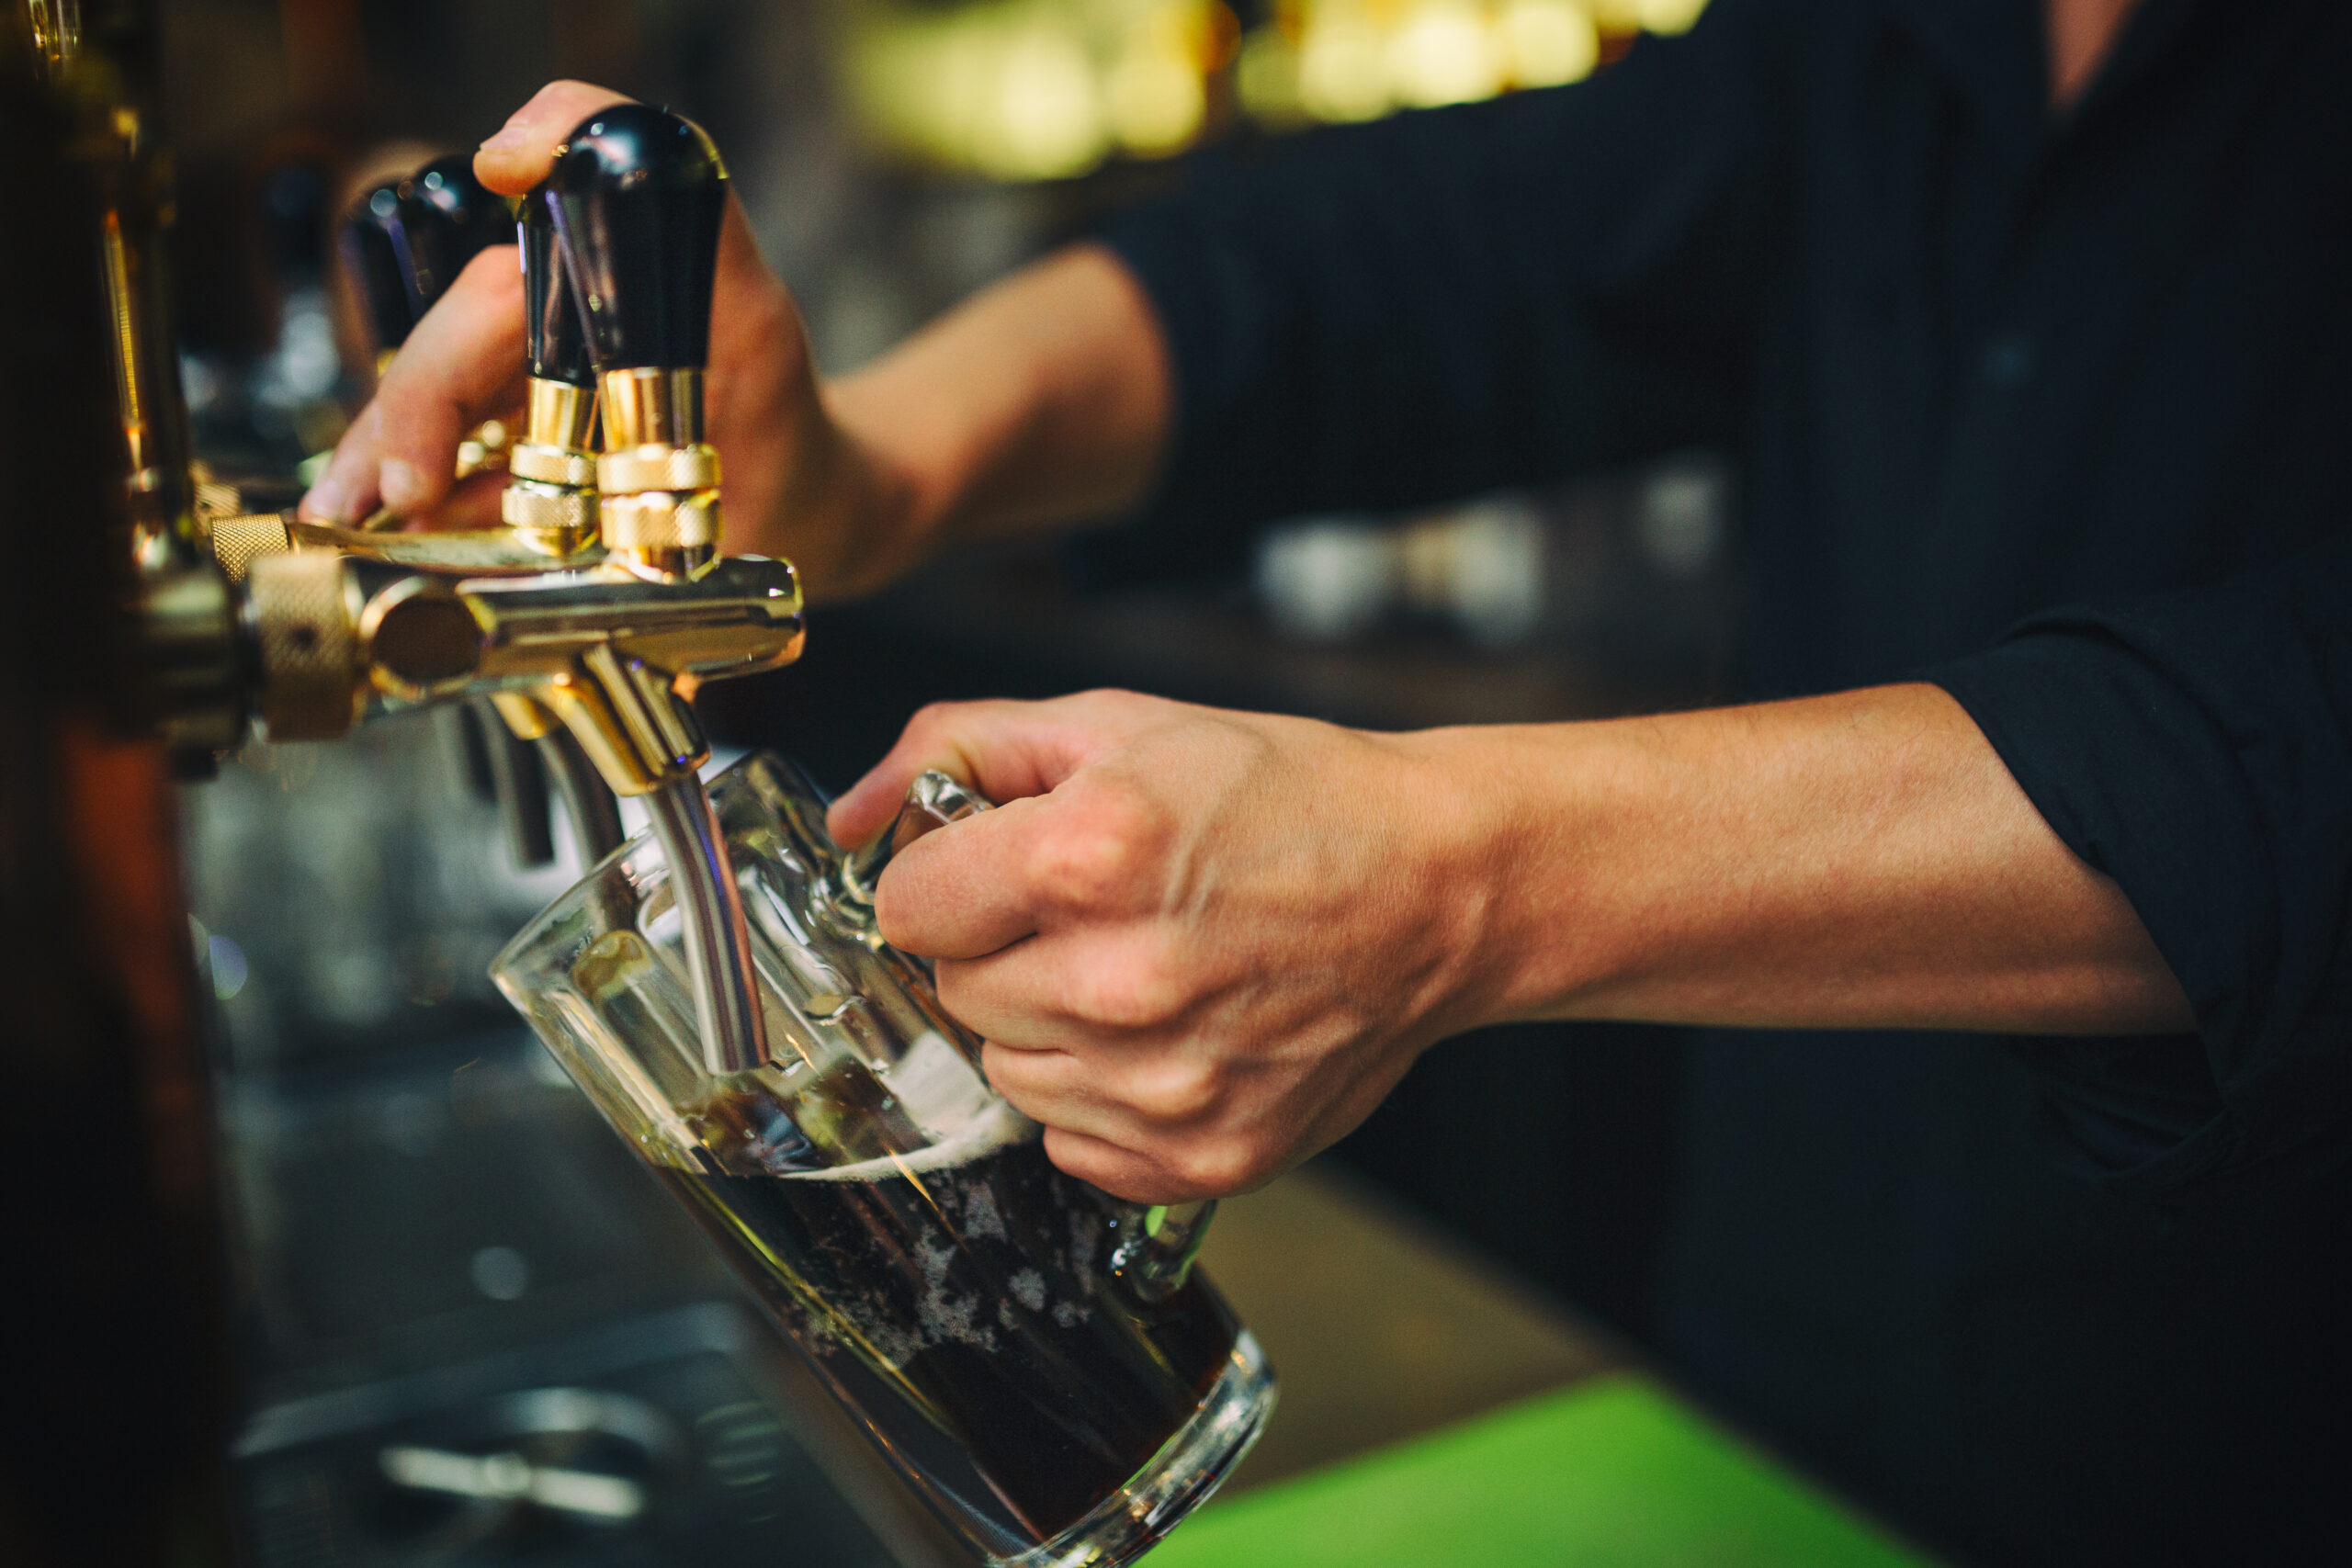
[206,130,788,1077]
[6,2,801,1559]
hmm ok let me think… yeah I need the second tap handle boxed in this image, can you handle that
[519,178,594,388]
[339,180,414,359]
[547,104,727,376]
[395,154,505,317]
[506,177,601,555]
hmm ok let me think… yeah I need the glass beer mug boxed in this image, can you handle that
[492,754,1274,1566]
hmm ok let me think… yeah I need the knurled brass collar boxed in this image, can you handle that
[509,441,600,488]
[600,489,722,552]
[244,551,362,740]
[598,443,720,495]
[207,512,293,583]
[502,479,601,538]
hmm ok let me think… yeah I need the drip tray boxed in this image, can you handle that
[237,1303,899,1568]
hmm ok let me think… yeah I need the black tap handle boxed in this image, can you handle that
[339,179,414,354]
[393,153,505,318]
[547,104,727,373]
[519,180,594,387]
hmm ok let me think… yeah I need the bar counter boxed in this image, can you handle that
[1178,1165,1937,1566]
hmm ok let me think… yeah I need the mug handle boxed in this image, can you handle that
[838,769,991,912]
[841,769,1219,1301]
[1111,1199,1217,1304]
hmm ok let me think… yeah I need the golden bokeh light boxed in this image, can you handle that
[843,0,1699,181]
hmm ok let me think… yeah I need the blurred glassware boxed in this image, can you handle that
[1256,516,1401,641]
[182,712,586,1067]
[1399,497,1548,647]
[1254,453,1727,654]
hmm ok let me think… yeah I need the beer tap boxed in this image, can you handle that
[391,155,504,322]
[221,107,786,1075]
[543,103,768,1073]
[494,171,626,862]
[16,11,782,1560]
[52,0,792,1069]
[329,155,582,872]
[504,175,602,560]
[393,154,514,480]
[547,105,729,582]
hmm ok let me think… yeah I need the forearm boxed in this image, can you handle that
[813,244,1171,584]
[1431,682,2194,1036]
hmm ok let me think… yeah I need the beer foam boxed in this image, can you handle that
[890,1031,998,1137]
[782,1096,1035,1182]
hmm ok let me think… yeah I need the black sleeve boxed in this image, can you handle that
[1089,0,1790,579]
[1931,525,2352,1201]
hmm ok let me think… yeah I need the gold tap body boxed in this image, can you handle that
[206,309,793,807]
[502,378,601,556]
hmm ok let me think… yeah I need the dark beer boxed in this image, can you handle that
[655,1098,1239,1557]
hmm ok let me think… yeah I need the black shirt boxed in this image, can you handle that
[1099,0,2352,1561]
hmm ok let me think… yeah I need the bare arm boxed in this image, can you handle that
[1448,682,2192,1034]
[821,245,1172,571]
[830,682,2189,1201]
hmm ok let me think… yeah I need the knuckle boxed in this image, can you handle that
[900,700,970,754]
[1029,784,1159,911]
[1042,1130,1127,1194]
[1076,686,1145,715]
[1126,1059,1222,1125]
[932,958,980,1021]
[1030,826,1135,912]
[1060,944,1187,1030]
[977,1038,1037,1100]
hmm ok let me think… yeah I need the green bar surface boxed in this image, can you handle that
[1152,1374,1937,1568]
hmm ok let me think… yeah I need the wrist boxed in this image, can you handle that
[804,378,946,594]
[1396,723,1644,1032]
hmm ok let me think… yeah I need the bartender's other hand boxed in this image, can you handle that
[829,691,1499,1205]
[298,82,905,596]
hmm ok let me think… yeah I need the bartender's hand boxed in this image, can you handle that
[300,82,1171,600]
[828,690,1502,1203]
[298,81,880,590]
[832,684,2194,1205]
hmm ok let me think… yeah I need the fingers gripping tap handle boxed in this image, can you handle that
[841,773,1216,1302]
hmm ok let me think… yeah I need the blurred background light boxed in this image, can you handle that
[843,0,1702,182]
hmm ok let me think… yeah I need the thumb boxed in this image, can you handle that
[825,694,1132,849]
[473,80,636,196]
